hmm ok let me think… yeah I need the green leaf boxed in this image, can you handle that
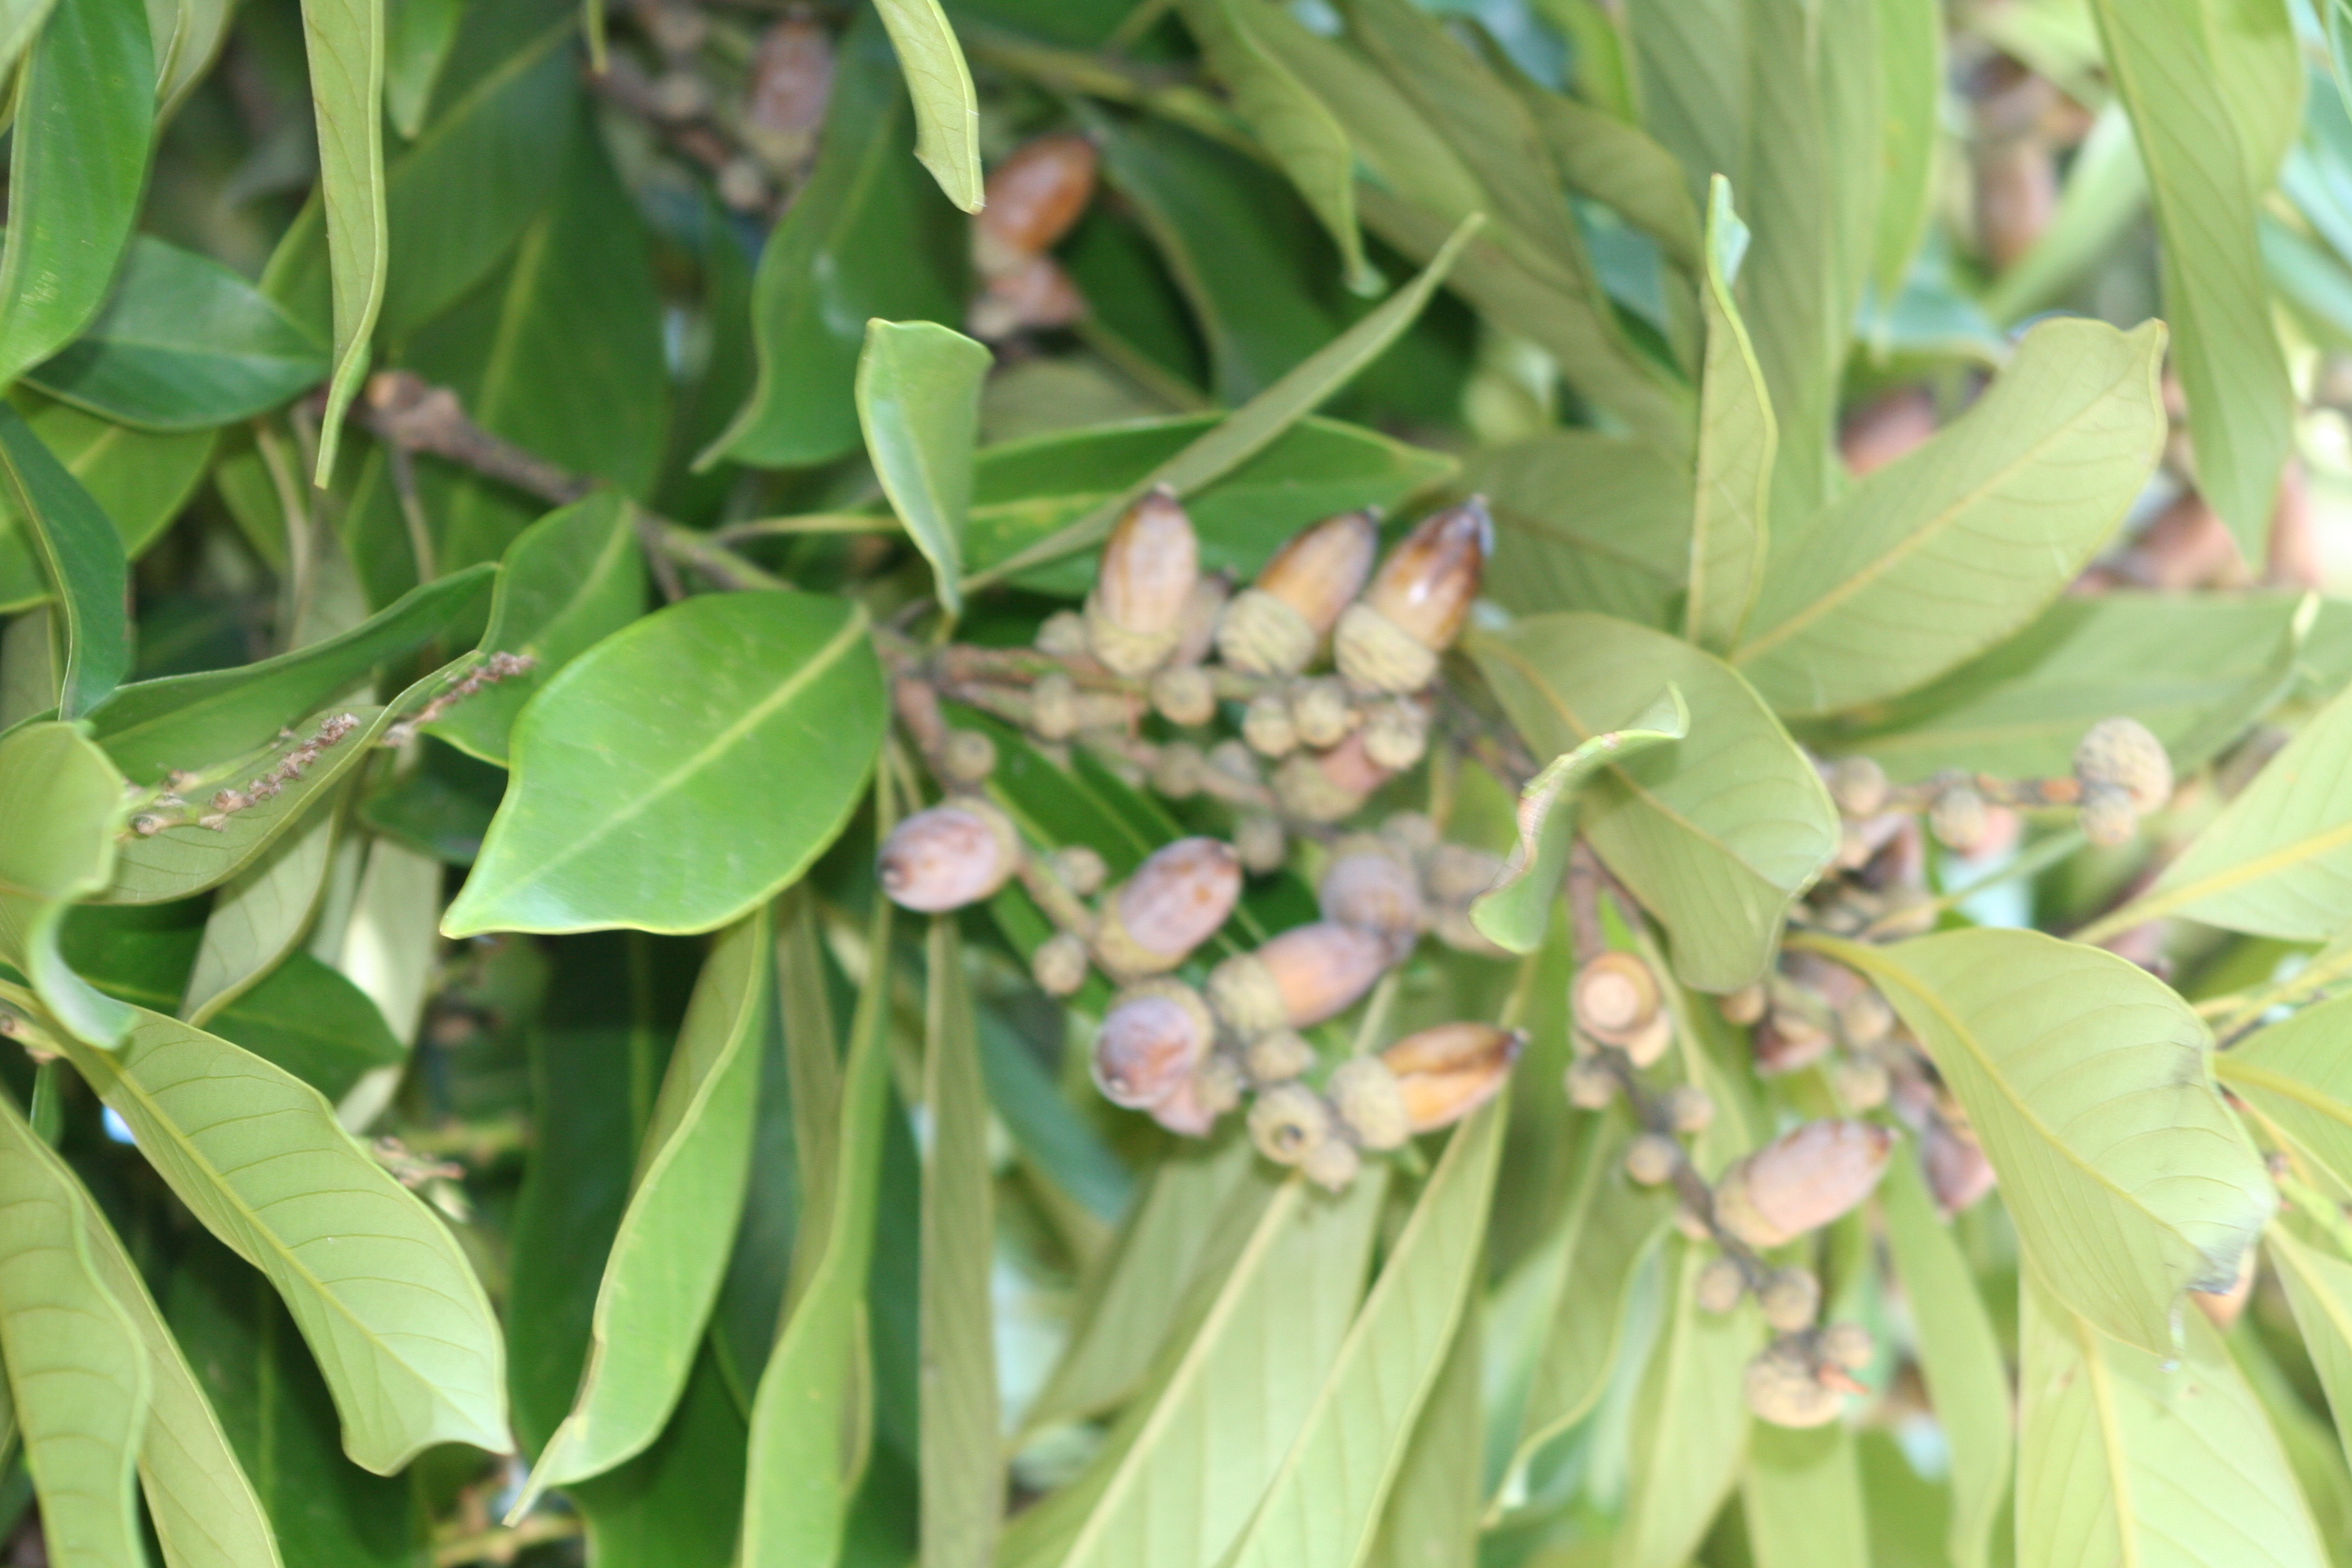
[443,590,884,937]
[0,403,130,720]
[1742,1423,1869,1568]
[707,14,964,470]
[2216,993,2352,1189]
[1687,178,1774,655]
[1364,1312,1480,1568]
[49,1003,510,1472]
[209,951,408,1102]
[0,0,154,394]
[2232,1310,2352,1568]
[741,885,896,1568]
[2268,1223,2352,1479]
[2091,0,2294,560]
[384,0,464,137]
[1473,432,1692,629]
[0,0,57,87]
[919,920,999,1568]
[1622,0,1744,215]
[426,495,646,766]
[1870,0,1944,292]
[1514,83,1702,274]
[1472,612,1838,991]
[975,1007,1132,1224]
[181,800,341,1026]
[0,1090,151,1568]
[525,907,769,1494]
[1878,1141,2010,1568]
[1815,928,2275,1354]
[1470,688,1688,955]
[965,211,1477,591]
[297,0,387,482]
[24,237,328,432]
[873,0,982,213]
[1731,318,2166,718]
[1178,0,1373,287]
[0,393,218,612]
[856,320,990,616]
[0,722,135,1046]
[2018,1269,2327,1568]
[1616,1237,1758,1568]
[1222,1098,1506,1568]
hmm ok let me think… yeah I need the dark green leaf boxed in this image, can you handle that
[182,799,341,1025]
[0,403,130,719]
[0,392,219,614]
[384,0,464,137]
[210,952,409,1102]
[857,320,990,616]
[0,722,136,1046]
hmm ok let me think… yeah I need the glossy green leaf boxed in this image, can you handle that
[2091,0,2294,560]
[1222,1098,1505,1568]
[427,495,645,766]
[1474,432,1692,629]
[1732,318,2166,718]
[857,320,990,616]
[1471,688,1687,955]
[182,801,340,1026]
[0,404,130,720]
[1818,928,2274,1354]
[526,907,769,1494]
[0,394,217,612]
[444,590,884,937]
[1616,1238,1758,1568]
[708,14,964,469]
[919,920,999,1568]
[0,1090,151,1568]
[874,0,981,212]
[1878,1142,2009,1568]
[25,237,328,432]
[1473,612,1838,991]
[0,722,135,1046]
[2217,992,2352,1190]
[2018,1270,2326,1568]
[0,0,154,394]
[384,0,464,136]
[298,0,387,482]
[1871,0,1944,291]
[1687,178,1773,655]
[1743,1423,1868,1568]
[51,1003,510,1472]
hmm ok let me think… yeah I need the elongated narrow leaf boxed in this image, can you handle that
[0,392,220,612]
[1743,1424,1869,1568]
[1688,179,1773,654]
[857,321,990,616]
[742,890,895,1568]
[1515,83,1701,273]
[49,1003,509,1472]
[1222,1099,1505,1568]
[1365,1312,1480,1568]
[1732,318,2165,717]
[1871,0,1943,290]
[0,723,134,1047]
[444,591,885,938]
[525,907,769,1495]
[1617,1238,1758,1568]
[1878,1148,2009,1568]
[2018,1270,2326,1568]
[1817,928,2274,1353]
[921,920,999,1568]
[1475,431,1693,629]
[0,1092,151,1568]
[299,0,388,481]
[181,801,341,1026]
[874,0,981,211]
[0,0,153,392]
[1471,688,1687,955]
[1472,612,1838,991]
[384,0,463,136]
[2269,1223,2352,1478]
[2218,992,2352,1190]
[0,404,130,720]
[0,0,57,86]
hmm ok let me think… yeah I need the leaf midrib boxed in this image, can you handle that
[2073,1304,2146,1568]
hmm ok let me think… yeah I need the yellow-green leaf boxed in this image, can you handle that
[298,0,388,482]
[1687,177,1774,655]
[1616,1238,1758,1568]
[873,0,981,213]
[0,722,134,1047]
[2217,992,2352,1190]
[857,320,991,617]
[1742,1423,1869,1568]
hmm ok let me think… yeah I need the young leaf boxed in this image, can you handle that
[872,0,980,213]
[443,591,885,938]
[1220,1097,1507,1568]
[1470,687,1688,955]
[181,800,341,1026]
[856,320,991,616]
[523,906,769,1497]
[1732,318,2166,717]
[297,0,388,482]
[0,722,135,1047]
[0,403,130,719]
[920,919,999,1568]
[51,1004,511,1472]
[0,1091,151,1568]
[2017,1270,2327,1568]
[1616,1238,1759,1568]
[1742,1423,1869,1568]
[1815,928,2274,1354]
[2216,992,2352,1191]
[1687,177,1774,654]
[0,0,154,393]
[1472,612,1839,991]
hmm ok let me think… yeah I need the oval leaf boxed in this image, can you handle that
[856,319,990,616]
[873,0,982,213]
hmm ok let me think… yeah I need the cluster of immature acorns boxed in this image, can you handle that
[877,490,1522,1191]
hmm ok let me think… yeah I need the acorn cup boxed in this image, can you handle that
[1209,922,1391,1036]
[877,800,1021,912]
[1093,981,1214,1109]
[1379,1021,1524,1132]
[1329,1057,1412,1151]
[972,133,1099,277]
[1272,733,1396,823]
[1712,1119,1895,1249]
[2074,715,2174,813]
[1744,1340,1847,1429]
[1217,510,1381,676]
[1094,837,1243,977]
[1085,487,1200,678]
[1335,499,1493,694]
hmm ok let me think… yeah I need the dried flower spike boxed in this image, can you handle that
[1086,487,1199,677]
[1217,510,1380,676]
[1334,499,1492,694]
[1380,1021,1523,1132]
[1094,837,1243,976]
[1713,1119,1894,1249]
[878,801,1019,912]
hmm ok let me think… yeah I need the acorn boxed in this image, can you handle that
[1361,698,1429,771]
[1696,1257,1747,1314]
[1243,690,1298,757]
[1829,1054,1890,1111]
[1233,815,1287,874]
[1920,1123,1997,1216]
[1093,980,1215,1108]
[1085,487,1199,678]
[1719,983,1769,1026]
[1208,922,1391,1036]
[1334,500,1492,694]
[1217,510,1380,676]
[1757,1267,1821,1332]
[1573,952,1663,1048]
[1381,810,1439,858]
[1712,1120,1894,1249]
[1330,1056,1412,1151]
[1565,1055,1617,1109]
[878,801,1020,912]
[1289,678,1357,750]
[941,728,997,785]
[1928,784,1988,853]
[1033,931,1091,996]
[1051,844,1107,897]
[1818,1322,1875,1373]
[1036,609,1089,658]
[1094,837,1243,976]
[1825,756,1888,819]
[1171,572,1232,668]
[1149,1067,1223,1137]
[1625,1132,1682,1185]
[1837,988,1895,1047]
[1744,1342,1845,1429]
[743,13,831,165]
[1151,665,1217,727]
[2075,716,2172,812]
[971,253,1086,340]
[1030,671,1080,741]
[1273,734,1394,823]
[1150,741,1204,799]
[2078,783,2139,847]
[973,133,1099,276]
[1380,1021,1524,1132]
[1318,841,1425,961]
[1250,1082,1333,1166]
[1424,841,1504,904]
[1301,1135,1363,1191]
[1753,1009,1833,1076]
[1246,1028,1316,1085]
[1663,1085,1716,1134]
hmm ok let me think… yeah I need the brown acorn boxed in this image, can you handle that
[1093,980,1214,1108]
[1713,1119,1894,1249]
[1380,1021,1524,1132]
[1208,922,1391,1036]
[1171,572,1232,667]
[878,800,1020,912]
[971,253,1086,340]
[1151,1057,1236,1137]
[1217,510,1380,676]
[1335,499,1492,694]
[1753,1008,1834,1076]
[743,14,834,168]
[1094,837,1242,976]
[973,134,1099,276]
[1317,841,1425,962]
[1085,487,1199,677]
